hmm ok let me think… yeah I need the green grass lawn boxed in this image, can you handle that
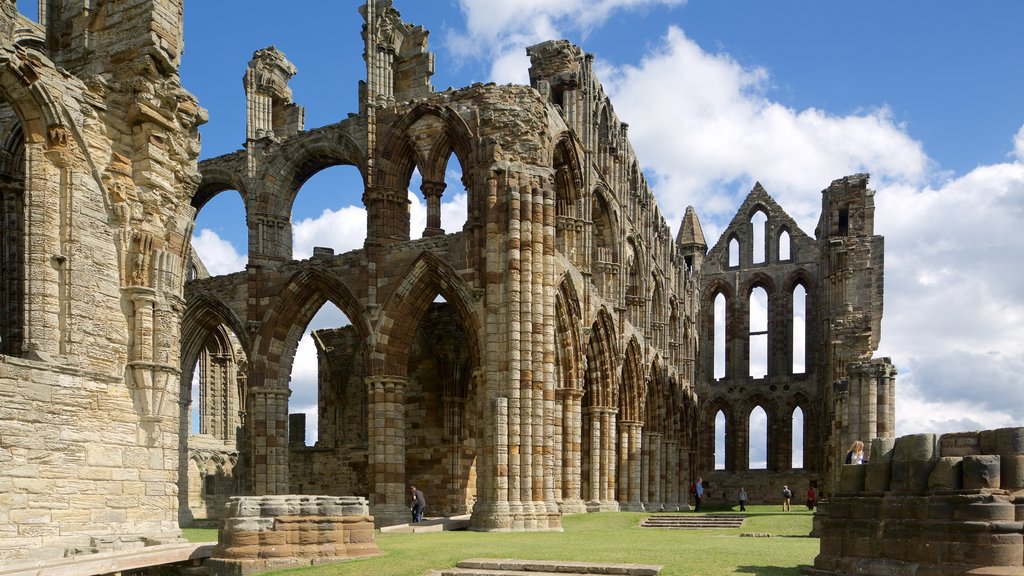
[184,505,819,576]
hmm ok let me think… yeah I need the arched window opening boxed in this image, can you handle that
[187,325,247,523]
[0,100,25,356]
[290,303,350,448]
[792,284,807,374]
[792,406,805,469]
[751,210,767,264]
[189,328,246,442]
[838,206,849,236]
[749,286,768,378]
[419,152,468,238]
[591,193,616,296]
[193,190,247,276]
[778,229,791,261]
[714,410,726,470]
[749,406,768,469]
[291,164,366,259]
[728,237,739,267]
[405,292,476,516]
[713,293,726,379]
[553,141,579,262]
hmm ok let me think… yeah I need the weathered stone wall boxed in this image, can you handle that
[808,428,1024,575]
[705,471,819,509]
[0,0,203,561]
[697,175,891,497]
[184,1,890,533]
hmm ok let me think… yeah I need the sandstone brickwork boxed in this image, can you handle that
[0,0,897,562]
[808,428,1024,575]
[207,495,379,575]
[184,0,892,531]
[0,0,204,562]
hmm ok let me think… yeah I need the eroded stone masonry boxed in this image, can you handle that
[1,0,899,562]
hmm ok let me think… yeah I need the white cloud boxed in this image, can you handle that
[588,23,1024,435]
[192,228,247,276]
[293,206,368,260]
[449,0,685,84]
[601,26,929,233]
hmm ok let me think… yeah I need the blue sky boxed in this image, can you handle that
[20,2,1022,447]
[177,1,1023,445]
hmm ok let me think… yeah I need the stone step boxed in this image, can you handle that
[380,514,472,534]
[440,558,662,576]
[640,514,746,529]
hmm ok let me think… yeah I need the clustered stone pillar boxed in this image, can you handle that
[557,388,586,513]
[366,375,408,526]
[584,407,619,510]
[617,421,642,510]
[249,385,291,495]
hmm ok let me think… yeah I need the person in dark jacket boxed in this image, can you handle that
[410,485,426,523]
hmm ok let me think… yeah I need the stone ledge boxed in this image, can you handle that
[445,558,662,576]
[0,542,214,576]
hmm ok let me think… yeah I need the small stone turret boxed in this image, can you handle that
[244,46,304,141]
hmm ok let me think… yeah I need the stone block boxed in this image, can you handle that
[928,457,962,491]
[839,465,866,493]
[963,455,1001,490]
[870,437,895,463]
[993,427,1024,454]
[864,461,891,492]
[890,459,936,495]
[1000,454,1024,491]
[893,433,937,461]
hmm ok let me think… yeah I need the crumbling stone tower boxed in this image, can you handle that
[0,0,203,561]
[694,175,894,501]
[185,0,700,530]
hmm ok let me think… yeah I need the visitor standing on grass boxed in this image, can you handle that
[695,476,704,512]
[738,487,747,512]
[410,485,426,523]
[806,485,817,510]
[782,485,792,511]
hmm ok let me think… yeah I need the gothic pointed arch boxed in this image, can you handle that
[378,103,475,191]
[619,337,644,422]
[181,292,252,384]
[555,273,584,391]
[700,395,735,472]
[373,250,481,377]
[743,272,777,296]
[252,267,370,386]
[584,306,618,408]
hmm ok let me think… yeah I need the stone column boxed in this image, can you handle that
[249,385,291,495]
[421,180,446,237]
[619,421,643,511]
[586,406,603,504]
[663,440,679,510]
[602,408,618,509]
[558,388,586,513]
[366,375,408,526]
[647,431,662,509]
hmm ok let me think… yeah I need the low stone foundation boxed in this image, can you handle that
[807,428,1024,576]
[206,495,380,576]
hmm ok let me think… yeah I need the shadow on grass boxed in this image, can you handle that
[735,564,808,575]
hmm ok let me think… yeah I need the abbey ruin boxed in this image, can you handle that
[0,0,902,563]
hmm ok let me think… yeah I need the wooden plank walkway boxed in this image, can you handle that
[0,542,215,576]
